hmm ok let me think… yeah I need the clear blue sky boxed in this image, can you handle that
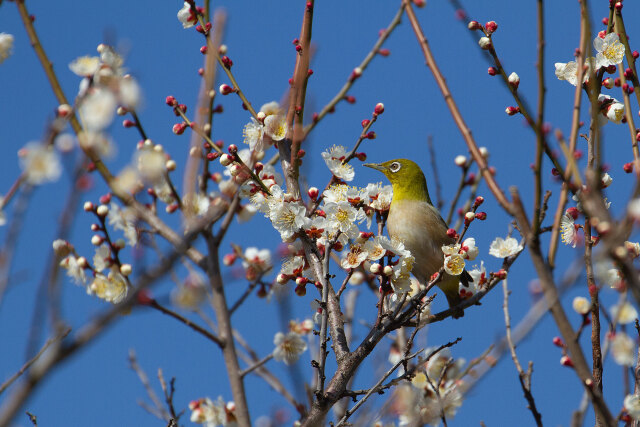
[1,0,639,426]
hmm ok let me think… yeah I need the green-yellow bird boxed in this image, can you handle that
[365,159,471,318]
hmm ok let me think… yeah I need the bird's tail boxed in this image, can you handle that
[439,274,465,318]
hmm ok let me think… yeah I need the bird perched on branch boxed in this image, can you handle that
[365,159,472,318]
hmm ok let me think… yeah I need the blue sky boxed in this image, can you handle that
[1,0,640,426]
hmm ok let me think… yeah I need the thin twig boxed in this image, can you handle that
[129,349,170,422]
[502,280,543,426]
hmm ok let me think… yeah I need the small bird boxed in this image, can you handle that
[365,158,471,317]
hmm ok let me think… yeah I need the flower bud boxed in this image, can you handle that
[77,257,88,268]
[560,355,573,367]
[446,228,458,239]
[478,37,492,50]
[295,284,307,296]
[552,336,564,347]
[623,162,633,173]
[468,21,481,30]
[602,77,614,89]
[485,21,498,33]
[505,106,520,116]
[361,119,370,128]
[137,289,153,305]
[474,196,484,207]
[277,273,289,284]
[464,211,475,224]
[165,96,177,106]
[370,263,382,274]
[475,211,487,220]
[223,253,237,266]
[219,84,234,95]
[508,72,520,89]
[454,155,467,166]
[308,187,319,199]
[295,276,308,286]
[479,146,489,159]
[57,104,73,118]
[166,159,177,171]
[220,153,234,166]
[383,265,393,276]
[487,67,498,76]
[374,103,385,115]
[120,264,132,276]
[83,201,94,212]
[91,235,103,246]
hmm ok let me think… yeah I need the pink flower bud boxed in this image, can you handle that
[566,207,579,220]
[505,106,520,116]
[122,119,135,128]
[295,284,307,296]
[219,84,234,95]
[172,123,187,135]
[552,336,564,347]
[624,162,633,173]
[374,103,385,115]
[475,211,487,220]
[356,152,367,161]
[308,187,319,199]
[366,131,376,139]
[221,55,233,69]
[57,104,73,118]
[83,201,94,212]
[350,67,362,81]
[344,95,356,104]
[446,228,457,239]
[560,355,573,367]
[361,119,370,128]
[378,48,390,56]
[485,21,498,33]
[223,253,237,266]
[200,46,208,54]
[474,196,484,207]
[487,67,498,76]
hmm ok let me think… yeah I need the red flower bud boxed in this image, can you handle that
[475,211,487,220]
[488,67,498,76]
[485,21,498,33]
[137,289,154,305]
[361,119,370,128]
[165,95,177,106]
[624,162,634,173]
[552,336,564,347]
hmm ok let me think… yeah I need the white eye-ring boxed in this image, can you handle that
[389,162,401,173]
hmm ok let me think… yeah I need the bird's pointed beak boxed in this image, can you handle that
[363,163,385,172]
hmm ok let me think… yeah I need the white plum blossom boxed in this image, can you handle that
[572,296,591,315]
[625,394,640,420]
[92,244,111,272]
[321,145,355,181]
[442,244,465,276]
[60,255,87,285]
[302,216,328,240]
[489,237,523,258]
[554,58,595,86]
[0,33,14,64]
[324,201,365,239]
[628,198,640,221]
[88,268,128,304]
[611,301,638,324]
[171,271,207,310]
[367,183,393,211]
[461,237,478,260]
[242,118,264,152]
[601,172,613,188]
[242,247,272,280]
[341,243,369,269]
[80,88,117,131]
[598,94,625,124]
[177,2,197,28]
[611,332,635,366]
[69,56,100,77]
[108,203,138,246]
[189,397,231,426]
[19,142,62,185]
[273,331,307,365]
[323,184,349,203]
[363,236,388,261]
[594,32,625,69]
[264,114,287,141]
[560,214,578,247]
[270,201,306,240]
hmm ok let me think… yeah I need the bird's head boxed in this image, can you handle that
[364,159,432,203]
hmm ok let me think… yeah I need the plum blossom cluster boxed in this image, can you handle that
[55,199,137,304]
[391,347,467,425]
[189,397,237,427]
[70,44,142,151]
[555,32,627,124]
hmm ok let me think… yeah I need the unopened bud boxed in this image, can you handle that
[83,201,94,212]
[485,21,498,34]
[91,235,103,246]
[454,155,467,166]
[370,263,382,274]
[308,187,319,199]
[464,212,475,223]
[383,265,393,276]
[220,154,234,167]
[475,211,487,220]
[478,37,492,50]
[120,264,132,276]
[468,20,481,30]
[223,253,237,266]
[560,355,573,367]
[552,336,564,347]
[277,274,289,284]
[96,204,109,217]
[505,106,520,116]
[219,84,234,95]
[508,72,520,89]
[374,103,385,115]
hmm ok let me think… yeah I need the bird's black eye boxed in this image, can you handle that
[389,162,401,173]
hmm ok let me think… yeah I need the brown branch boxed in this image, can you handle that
[510,187,615,426]
[502,280,543,427]
[147,300,223,347]
[403,0,512,213]
[0,328,70,396]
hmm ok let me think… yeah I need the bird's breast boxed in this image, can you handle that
[387,199,453,282]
